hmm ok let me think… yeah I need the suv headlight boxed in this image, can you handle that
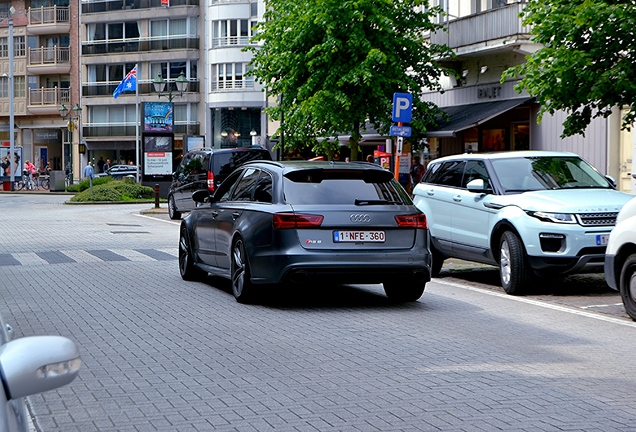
[527,211,577,224]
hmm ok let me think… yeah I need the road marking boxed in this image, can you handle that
[13,252,49,266]
[435,279,636,328]
[580,303,623,309]
[134,213,180,225]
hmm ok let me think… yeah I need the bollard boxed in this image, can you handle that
[154,184,160,208]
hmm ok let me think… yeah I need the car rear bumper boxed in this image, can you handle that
[250,249,431,285]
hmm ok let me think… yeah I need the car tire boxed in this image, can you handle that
[499,231,531,295]
[168,195,182,220]
[431,245,444,278]
[179,224,204,281]
[383,281,425,302]
[619,254,636,321]
[231,237,255,304]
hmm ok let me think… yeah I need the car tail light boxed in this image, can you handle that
[207,171,215,193]
[273,213,324,229]
[395,213,428,229]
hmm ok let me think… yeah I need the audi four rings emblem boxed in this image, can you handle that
[350,214,371,223]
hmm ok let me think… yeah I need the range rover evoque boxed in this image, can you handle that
[412,151,634,295]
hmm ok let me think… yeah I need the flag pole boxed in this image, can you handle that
[135,64,140,183]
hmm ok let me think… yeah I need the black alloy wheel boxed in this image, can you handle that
[231,238,255,303]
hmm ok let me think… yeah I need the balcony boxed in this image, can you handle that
[210,80,255,92]
[27,6,70,35]
[428,3,533,57]
[82,122,200,138]
[28,87,70,115]
[81,80,200,97]
[27,46,71,75]
[81,0,199,14]
[82,36,199,56]
[211,36,251,48]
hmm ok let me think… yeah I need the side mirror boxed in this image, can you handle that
[0,336,81,400]
[192,189,210,204]
[605,175,617,189]
[466,178,487,193]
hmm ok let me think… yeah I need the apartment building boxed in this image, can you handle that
[80,0,203,178]
[0,0,78,178]
[423,0,633,192]
[206,0,266,152]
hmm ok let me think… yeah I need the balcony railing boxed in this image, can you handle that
[81,80,200,97]
[82,122,200,138]
[28,6,70,25]
[81,0,199,14]
[429,3,532,50]
[211,36,251,48]
[28,46,70,66]
[210,80,255,91]
[82,36,199,55]
[29,87,70,106]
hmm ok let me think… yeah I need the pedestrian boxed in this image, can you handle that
[84,162,94,195]
[97,156,105,173]
[366,154,374,163]
[104,158,111,172]
[410,155,426,186]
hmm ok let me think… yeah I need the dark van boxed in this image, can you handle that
[168,147,272,219]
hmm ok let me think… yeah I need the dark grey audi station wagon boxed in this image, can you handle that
[179,160,432,303]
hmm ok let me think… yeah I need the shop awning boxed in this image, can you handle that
[425,97,534,138]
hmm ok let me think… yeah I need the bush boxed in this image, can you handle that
[69,179,155,202]
[66,176,113,192]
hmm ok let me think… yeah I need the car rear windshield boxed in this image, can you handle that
[283,169,412,205]
[491,156,612,192]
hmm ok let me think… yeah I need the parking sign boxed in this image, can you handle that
[392,93,412,123]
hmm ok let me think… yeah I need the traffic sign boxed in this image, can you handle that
[390,125,412,137]
[392,92,412,123]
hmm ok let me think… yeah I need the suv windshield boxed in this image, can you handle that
[491,156,612,193]
[283,169,411,205]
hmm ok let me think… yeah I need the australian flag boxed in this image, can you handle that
[113,66,137,99]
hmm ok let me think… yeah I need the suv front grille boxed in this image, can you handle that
[576,212,618,227]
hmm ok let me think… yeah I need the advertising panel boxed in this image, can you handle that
[143,135,173,177]
[144,102,173,133]
[0,145,23,178]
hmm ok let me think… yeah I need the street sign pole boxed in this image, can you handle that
[394,123,402,180]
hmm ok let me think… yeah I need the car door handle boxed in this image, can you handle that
[453,194,462,202]
[426,189,434,196]
[232,212,241,220]
[211,211,219,218]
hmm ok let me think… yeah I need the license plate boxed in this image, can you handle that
[596,234,609,246]
[333,230,385,243]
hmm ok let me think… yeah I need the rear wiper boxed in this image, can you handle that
[355,199,400,205]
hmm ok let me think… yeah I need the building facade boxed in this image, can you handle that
[0,0,78,178]
[423,0,634,193]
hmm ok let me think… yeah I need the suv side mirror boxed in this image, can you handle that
[466,178,487,193]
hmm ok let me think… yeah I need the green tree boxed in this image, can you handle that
[246,0,453,159]
[502,1,636,138]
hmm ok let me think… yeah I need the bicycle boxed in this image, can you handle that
[14,172,36,191]
[38,173,50,190]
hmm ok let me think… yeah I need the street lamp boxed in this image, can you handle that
[59,103,82,184]
[152,71,188,102]
[7,6,15,190]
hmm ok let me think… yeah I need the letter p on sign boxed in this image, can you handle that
[392,92,412,123]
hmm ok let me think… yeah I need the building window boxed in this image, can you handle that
[88,63,137,83]
[211,63,253,91]
[0,76,25,98]
[212,19,253,47]
[87,21,140,41]
[0,36,27,58]
[150,18,197,38]
[150,60,197,81]
[250,2,257,17]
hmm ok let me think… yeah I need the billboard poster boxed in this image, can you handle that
[143,135,173,177]
[0,145,23,178]
[144,102,173,133]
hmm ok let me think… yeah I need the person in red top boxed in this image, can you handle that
[24,160,37,175]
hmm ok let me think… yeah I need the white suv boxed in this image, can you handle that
[413,151,634,295]
[605,196,636,320]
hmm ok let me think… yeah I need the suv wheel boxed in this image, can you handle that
[620,254,636,321]
[168,195,181,220]
[499,231,531,295]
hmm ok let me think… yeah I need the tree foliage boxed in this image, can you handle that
[502,0,636,138]
[246,0,453,157]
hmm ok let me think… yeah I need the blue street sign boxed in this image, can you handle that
[390,125,412,137]
[392,92,413,123]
